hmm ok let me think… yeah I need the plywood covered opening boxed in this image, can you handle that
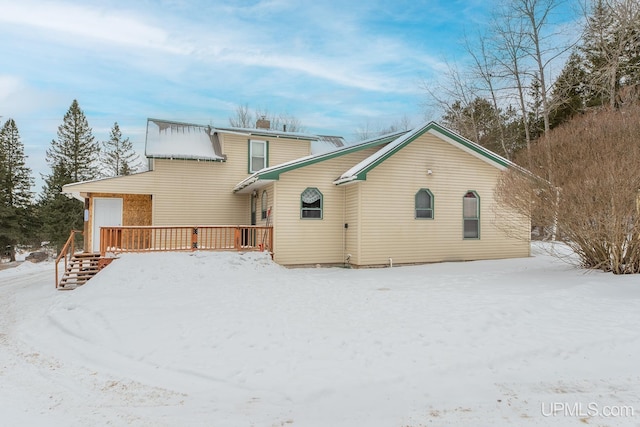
[87,193,152,251]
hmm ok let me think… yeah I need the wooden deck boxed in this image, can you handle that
[99,225,273,256]
[56,226,273,289]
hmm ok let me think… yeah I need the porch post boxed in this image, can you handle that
[83,196,90,252]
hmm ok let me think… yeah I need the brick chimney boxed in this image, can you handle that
[256,116,270,129]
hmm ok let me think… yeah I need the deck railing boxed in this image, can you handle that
[99,225,273,256]
[55,229,83,289]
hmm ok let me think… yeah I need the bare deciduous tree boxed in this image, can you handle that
[513,0,557,134]
[491,9,534,159]
[229,104,254,128]
[422,60,482,142]
[496,105,640,273]
[465,33,511,158]
[354,115,413,141]
[581,0,640,109]
[229,104,305,132]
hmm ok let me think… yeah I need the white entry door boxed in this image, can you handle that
[93,198,123,252]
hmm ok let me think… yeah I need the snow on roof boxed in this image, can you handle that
[145,119,330,161]
[311,135,346,154]
[145,119,225,161]
[213,125,318,141]
[336,125,424,182]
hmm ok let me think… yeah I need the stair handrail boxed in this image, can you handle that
[55,230,83,289]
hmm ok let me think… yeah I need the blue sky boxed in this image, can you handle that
[0,0,572,191]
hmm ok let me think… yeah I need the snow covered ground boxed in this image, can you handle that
[1,244,639,427]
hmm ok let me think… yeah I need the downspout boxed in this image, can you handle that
[343,185,347,267]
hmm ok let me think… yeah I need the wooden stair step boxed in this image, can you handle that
[65,268,100,274]
[58,252,111,290]
[64,271,100,276]
[63,277,98,281]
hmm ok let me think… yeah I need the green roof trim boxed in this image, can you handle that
[337,122,512,184]
[234,122,517,193]
[430,123,511,168]
[256,131,406,181]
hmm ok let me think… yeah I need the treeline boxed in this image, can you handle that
[427,0,640,162]
[0,100,140,260]
[434,0,640,273]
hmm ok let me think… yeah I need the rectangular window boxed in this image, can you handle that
[249,140,267,173]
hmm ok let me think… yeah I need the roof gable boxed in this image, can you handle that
[334,121,513,184]
[233,130,408,193]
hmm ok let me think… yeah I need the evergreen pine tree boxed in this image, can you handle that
[549,51,587,128]
[581,0,640,108]
[40,100,99,250]
[0,119,33,208]
[39,163,83,250]
[441,97,508,157]
[47,99,100,182]
[0,119,33,261]
[101,122,140,176]
[581,0,617,107]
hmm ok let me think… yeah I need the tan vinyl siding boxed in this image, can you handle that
[266,138,311,168]
[66,171,157,195]
[344,183,361,266]
[272,147,381,266]
[64,132,310,228]
[357,132,530,266]
[150,158,248,225]
[256,183,274,226]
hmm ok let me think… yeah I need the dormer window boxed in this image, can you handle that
[249,140,268,173]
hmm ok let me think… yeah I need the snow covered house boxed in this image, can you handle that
[62,118,530,268]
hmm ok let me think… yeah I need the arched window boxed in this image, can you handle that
[301,187,323,219]
[261,190,268,219]
[463,191,480,239]
[415,189,434,219]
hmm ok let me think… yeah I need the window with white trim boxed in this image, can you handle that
[415,189,434,219]
[463,191,479,239]
[249,140,267,172]
[301,187,323,219]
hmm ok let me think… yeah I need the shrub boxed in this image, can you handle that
[497,106,640,274]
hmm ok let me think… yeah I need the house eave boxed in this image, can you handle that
[64,191,85,202]
[145,154,226,162]
[234,178,276,194]
[333,175,361,186]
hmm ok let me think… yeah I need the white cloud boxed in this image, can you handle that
[0,75,22,101]
[0,1,184,53]
[0,75,63,116]
[0,0,445,96]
